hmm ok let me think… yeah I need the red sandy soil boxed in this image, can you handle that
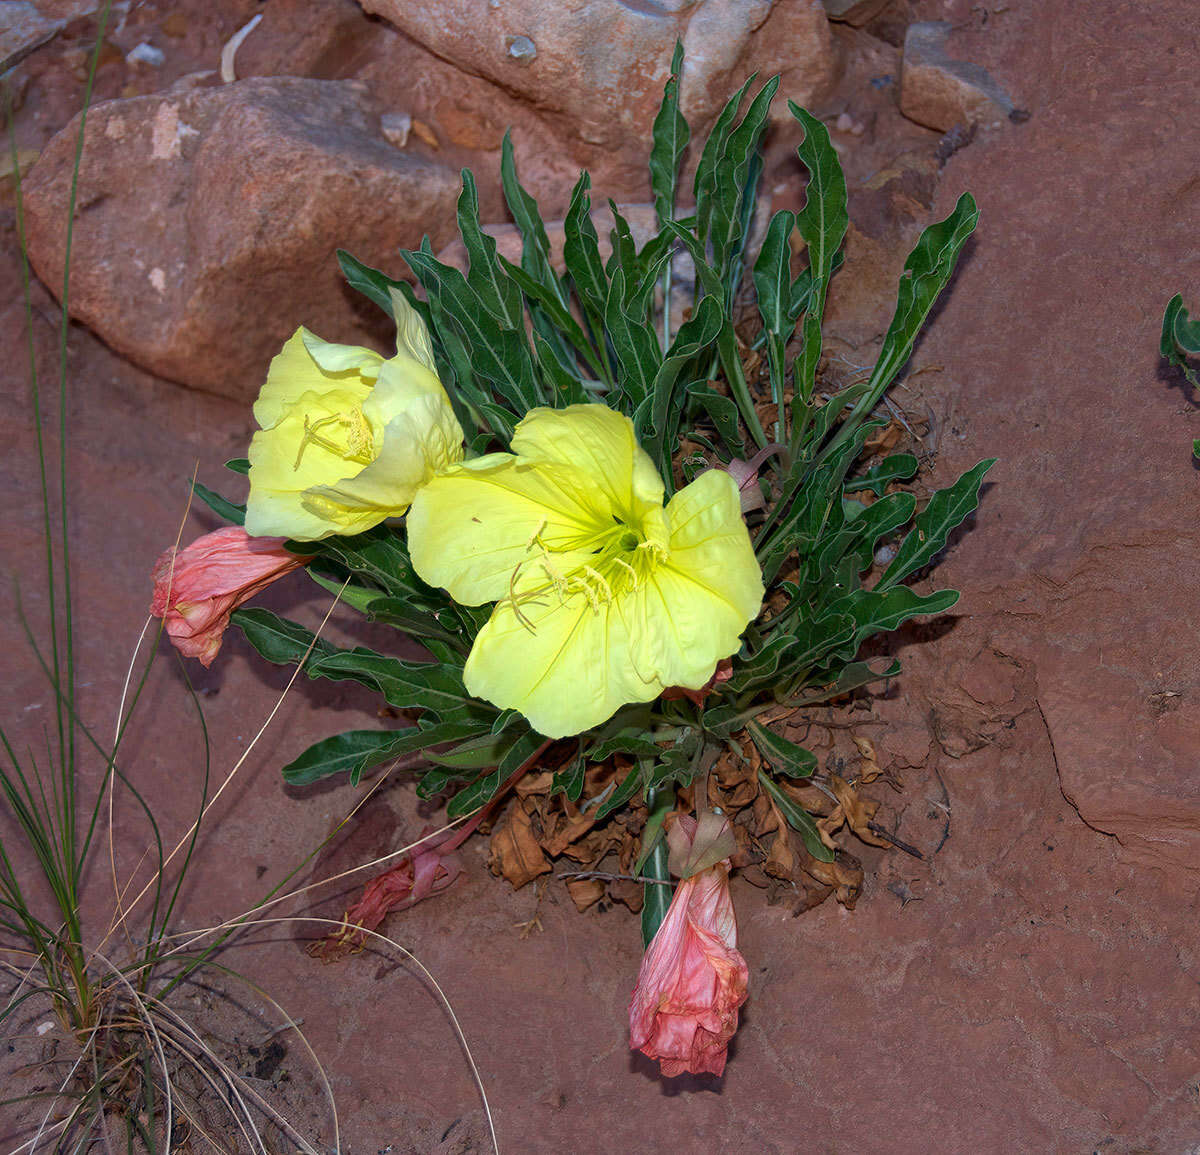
[2,1,1199,1151]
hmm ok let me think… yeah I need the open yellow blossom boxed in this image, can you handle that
[407,405,764,738]
[245,291,464,540]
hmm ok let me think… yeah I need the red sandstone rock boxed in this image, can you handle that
[355,0,836,150]
[899,21,1014,132]
[21,77,460,400]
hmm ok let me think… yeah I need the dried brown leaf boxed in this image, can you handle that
[608,878,645,914]
[829,773,891,848]
[566,878,606,912]
[489,802,551,889]
[853,735,885,785]
[797,845,864,909]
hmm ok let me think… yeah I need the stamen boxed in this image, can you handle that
[526,518,548,550]
[611,556,639,589]
[292,409,376,471]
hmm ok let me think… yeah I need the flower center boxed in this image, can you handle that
[292,407,377,472]
[505,516,667,632]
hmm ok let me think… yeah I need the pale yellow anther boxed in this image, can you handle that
[525,518,548,550]
[611,556,639,589]
[581,565,613,603]
[292,409,376,472]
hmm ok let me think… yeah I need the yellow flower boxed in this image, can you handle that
[245,291,464,541]
[407,404,764,738]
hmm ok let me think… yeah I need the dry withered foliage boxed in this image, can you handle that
[486,721,900,922]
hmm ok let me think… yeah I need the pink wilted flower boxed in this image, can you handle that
[309,829,462,962]
[629,811,749,1078]
[150,526,308,666]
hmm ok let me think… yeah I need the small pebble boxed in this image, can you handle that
[127,42,165,67]
[380,112,411,148]
[507,34,536,62]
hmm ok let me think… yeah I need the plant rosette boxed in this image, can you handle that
[164,46,994,1079]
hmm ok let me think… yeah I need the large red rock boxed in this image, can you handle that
[355,0,836,151]
[21,76,460,400]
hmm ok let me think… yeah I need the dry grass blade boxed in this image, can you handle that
[99,577,352,956]
[164,914,500,1154]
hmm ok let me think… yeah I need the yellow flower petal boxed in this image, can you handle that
[389,287,439,376]
[245,318,463,541]
[409,405,764,738]
[511,404,664,523]
[300,329,384,378]
[408,455,611,606]
[302,392,465,536]
[464,585,654,740]
[252,329,372,431]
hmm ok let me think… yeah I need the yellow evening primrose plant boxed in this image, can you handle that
[190,55,992,1007]
[245,290,464,540]
[407,404,764,739]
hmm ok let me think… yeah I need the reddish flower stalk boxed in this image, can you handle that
[629,812,749,1077]
[310,738,554,962]
[150,526,308,666]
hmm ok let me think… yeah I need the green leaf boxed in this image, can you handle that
[232,607,479,718]
[788,103,849,408]
[563,172,609,328]
[296,527,433,605]
[605,266,662,407]
[551,755,587,802]
[649,41,689,227]
[585,729,664,762]
[1161,293,1200,387]
[700,77,779,284]
[844,454,920,496]
[647,293,724,462]
[694,76,752,240]
[446,727,545,818]
[232,606,329,666]
[501,255,606,380]
[306,570,379,615]
[281,729,409,786]
[640,783,674,946]
[843,490,918,572]
[418,731,513,771]
[746,719,817,779]
[191,480,244,526]
[757,771,835,862]
[830,585,960,648]
[362,596,467,650]
[224,458,250,475]
[403,247,542,414]
[788,658,900,706]
[834,193,979,453]
[281,720,487,787]
[877,458,996,591]
[500,131,562,302]
[336,248,408,317]
[634,787,674,875]
[533,333,592,406]
[457,169,523,328]
[687,381,745,456]
[311,649,472,716]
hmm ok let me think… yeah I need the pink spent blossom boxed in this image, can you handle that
[629,812,749,1077]
[309,829,463,962]
[150,526,308,666]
